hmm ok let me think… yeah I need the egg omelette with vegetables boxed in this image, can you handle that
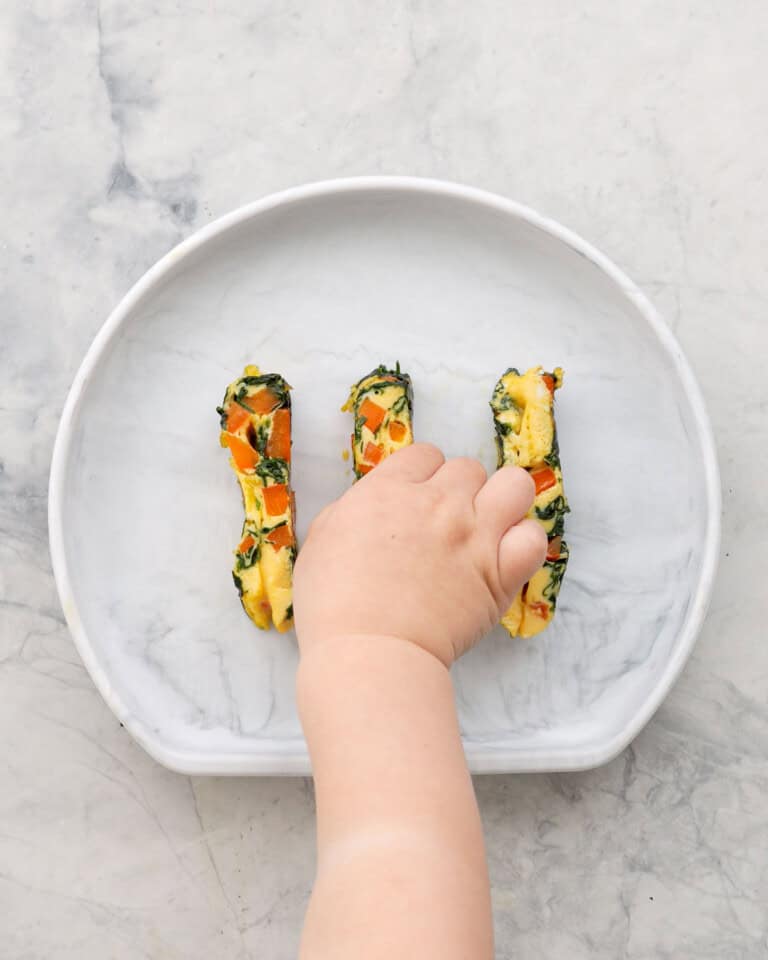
[217,366,295,632]
[491,366,570,638]
[342,364,414,478]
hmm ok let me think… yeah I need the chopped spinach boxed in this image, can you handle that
[535,495,570,538]
[232,571,244,596]
[255,458,289,485]
[353,414,366,452]
[490,387,519,415]
[543,546,570,608]
[255,421,270,455]
[544,428,562,469]
[492,419,509,468]
[285,603,294,621]
[391,394,409,416]
[235,533,260,570]
[364,380,404,395]
[535,495,570,522]
[235,373,291,409]
[261,519,287,536]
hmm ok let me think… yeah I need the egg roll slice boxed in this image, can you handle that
[218,365,295,632]
[342,363,413,478]
[491,366,570,638]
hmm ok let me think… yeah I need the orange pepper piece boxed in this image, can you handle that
[238,534,256,554]
[546,536,562,561]
[531,466,557,495]
[262,483,289,517]
[542,374,555,394]
[266,408,291,461]
[359,398,386,434]
[224,433,259,472]
[226,403,251,433]
[527,601,550,619]
[239,388,279,415]
[363,441,383,465]
[388,420,407,442]
[266,524,294,551]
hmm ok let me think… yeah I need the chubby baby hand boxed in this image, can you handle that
[293,443,546,667]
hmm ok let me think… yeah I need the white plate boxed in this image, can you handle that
[49,178,720,775]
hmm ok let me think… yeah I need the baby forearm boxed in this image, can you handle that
[297,634,493,960]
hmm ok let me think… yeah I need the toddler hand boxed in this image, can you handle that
[294,443,546,666]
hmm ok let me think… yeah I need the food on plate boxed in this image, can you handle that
[490,366,570,637]
[342,363,414,478]
[217,366,295,632]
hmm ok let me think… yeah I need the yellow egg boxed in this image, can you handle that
[217,367,295,633]
[490,366,569,639]
[342,364,414,478]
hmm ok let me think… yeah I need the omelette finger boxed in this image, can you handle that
[218,365,295,633]
[490,366,570,638]
[342,363,414,478]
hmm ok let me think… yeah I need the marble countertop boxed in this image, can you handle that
[2,1,766,956]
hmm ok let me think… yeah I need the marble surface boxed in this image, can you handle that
[2,0,766,956]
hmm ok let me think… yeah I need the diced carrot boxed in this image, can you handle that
[266,524,294,551]
[358,463,374,476]
[224,433,259,472]
[359,398,386,434]
[388,420,407,442]
[528,601,550,619]
[531,466,557,495]
[546,536,562,561]
[363,441,383,465]
[238,534,256,554]
[226,403,251,433]
[266,408,291,461]
[542,374,555,394]
[239,389,279,415]
[262,483,289,517]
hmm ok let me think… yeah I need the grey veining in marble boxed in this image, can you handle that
[2,1,767,957]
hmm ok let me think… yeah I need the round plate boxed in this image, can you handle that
[49,177,720,774]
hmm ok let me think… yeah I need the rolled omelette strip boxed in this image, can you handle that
[342,363,413,478]
[217,365,295,633]
[490,366,570,638]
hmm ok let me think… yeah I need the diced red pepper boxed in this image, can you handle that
[542,374,555,395]
[266,524,294,551]
[388,420,407,442]
[359,398,386,434]
[226,404,251,433]
[527,601,550,619]
[531,466,557,495]
[266,408,291,461]
[546,536,562,561]
[223,433,259,472]
[238,534,255,554]
[239,389,280,415]
[262,483,289,517]
[363,441,383,465]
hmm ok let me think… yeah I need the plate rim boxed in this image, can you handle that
[48,175,722,775]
